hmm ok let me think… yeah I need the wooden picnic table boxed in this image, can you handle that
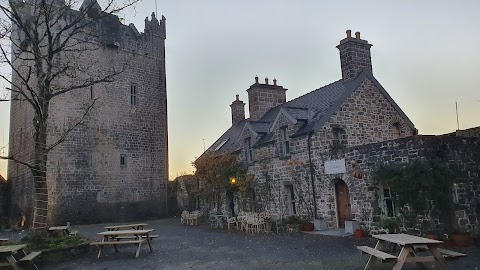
[103,223,148,231]
[0,244,42,270]
[48,225,71,237]
[92,229,154,258]
[358,233,465,270]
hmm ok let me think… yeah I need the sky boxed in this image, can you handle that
[1,0,479,179]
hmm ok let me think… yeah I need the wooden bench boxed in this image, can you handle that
[413,245,467,260]
[114,234,159,240]
[437,248,467,260]
[357,246,398,262]
[91,239,145,258]
[18,251,42,269]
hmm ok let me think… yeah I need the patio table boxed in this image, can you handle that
[103,223,148,231]
[362,233,453,270]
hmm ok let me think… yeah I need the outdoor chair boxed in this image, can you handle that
[227,217,237,231]
[181,211,189,225]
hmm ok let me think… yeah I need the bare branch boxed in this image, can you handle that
[0,155,36,171]
[46,98,98,152]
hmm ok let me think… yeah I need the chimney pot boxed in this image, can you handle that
[355,32,360,39]
[265,77,269,85]
[346,29,352,38]
[273,78,277,86]
[255,76,259,84]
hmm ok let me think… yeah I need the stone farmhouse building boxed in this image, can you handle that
[205,31,480,230]
[8,0,168,225]
[206,30,416,228]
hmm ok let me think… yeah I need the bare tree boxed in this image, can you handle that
[0,0,138,228]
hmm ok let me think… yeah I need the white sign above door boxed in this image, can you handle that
[324,159,346,174]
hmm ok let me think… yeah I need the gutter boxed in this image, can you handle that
[307,131,318,219]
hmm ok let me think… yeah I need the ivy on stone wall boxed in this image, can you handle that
[373,159,456,224]
[193,152,253,209]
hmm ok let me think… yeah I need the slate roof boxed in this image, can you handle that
[207,70,415,153]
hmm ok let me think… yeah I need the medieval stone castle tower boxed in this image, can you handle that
[8,1,168,225]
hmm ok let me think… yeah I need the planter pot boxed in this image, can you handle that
[313,219,327,231]
[450,233,472,247]
[302,223,314,231]
[345,220,360,234]
[441,238,454,248]
[355,229,366,239]
[425,234,439,240]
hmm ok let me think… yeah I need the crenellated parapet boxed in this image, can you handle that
[115,12,166,59]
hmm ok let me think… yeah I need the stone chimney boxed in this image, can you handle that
[230,94,245,125]
[247,76,287,121]
[336,30,373,82]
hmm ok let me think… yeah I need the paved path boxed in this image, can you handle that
[43,218,479,270]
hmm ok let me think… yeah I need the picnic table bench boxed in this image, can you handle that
[91,229,154,258]
[358,233,466,270]
[0,244,42,270]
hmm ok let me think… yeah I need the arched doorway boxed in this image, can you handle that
[335,179,351,228]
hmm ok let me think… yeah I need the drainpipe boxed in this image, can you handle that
[307,132,318,219]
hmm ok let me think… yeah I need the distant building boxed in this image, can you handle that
[0,175,7,218]
[8,0,168,225]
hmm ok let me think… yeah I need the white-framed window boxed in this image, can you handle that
[120,154,126,166]
[383,187,395,217]
[281,126,290,156]
[244,138,252,162]
[130,85,137,105]
[392,123,401,139]
[285,185,296,215]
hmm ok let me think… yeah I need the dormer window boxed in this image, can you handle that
[281,126,290,156]
[244,138,253,162]
[392,123,401,139]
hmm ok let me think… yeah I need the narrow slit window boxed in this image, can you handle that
[120,154,126,166]
[130,85,137,105]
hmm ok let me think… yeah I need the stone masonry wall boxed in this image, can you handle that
[247,83,287,121]
[344,135,480,230]
[8,13,168,225]
[245,76,415,228]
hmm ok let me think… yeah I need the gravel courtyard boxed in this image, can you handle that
[43,218,479,270]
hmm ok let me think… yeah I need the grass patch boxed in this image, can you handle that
[20,231,88,252]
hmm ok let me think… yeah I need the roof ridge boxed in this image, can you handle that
[284,79,344,105]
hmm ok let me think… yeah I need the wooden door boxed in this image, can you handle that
[335,180,351,228]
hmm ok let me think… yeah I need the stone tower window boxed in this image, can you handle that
[244,138,252,162]
[281,126,290,156]
[90,85,94,99]
[130,85,137,105]
[120,154,126,166]
[392,123,401,139]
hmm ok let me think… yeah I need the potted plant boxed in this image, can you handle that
[449,227,472,247]
[301,220,314,231]
[284,216,302,232]
[379,217,398,234]
[355,228,366,239]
